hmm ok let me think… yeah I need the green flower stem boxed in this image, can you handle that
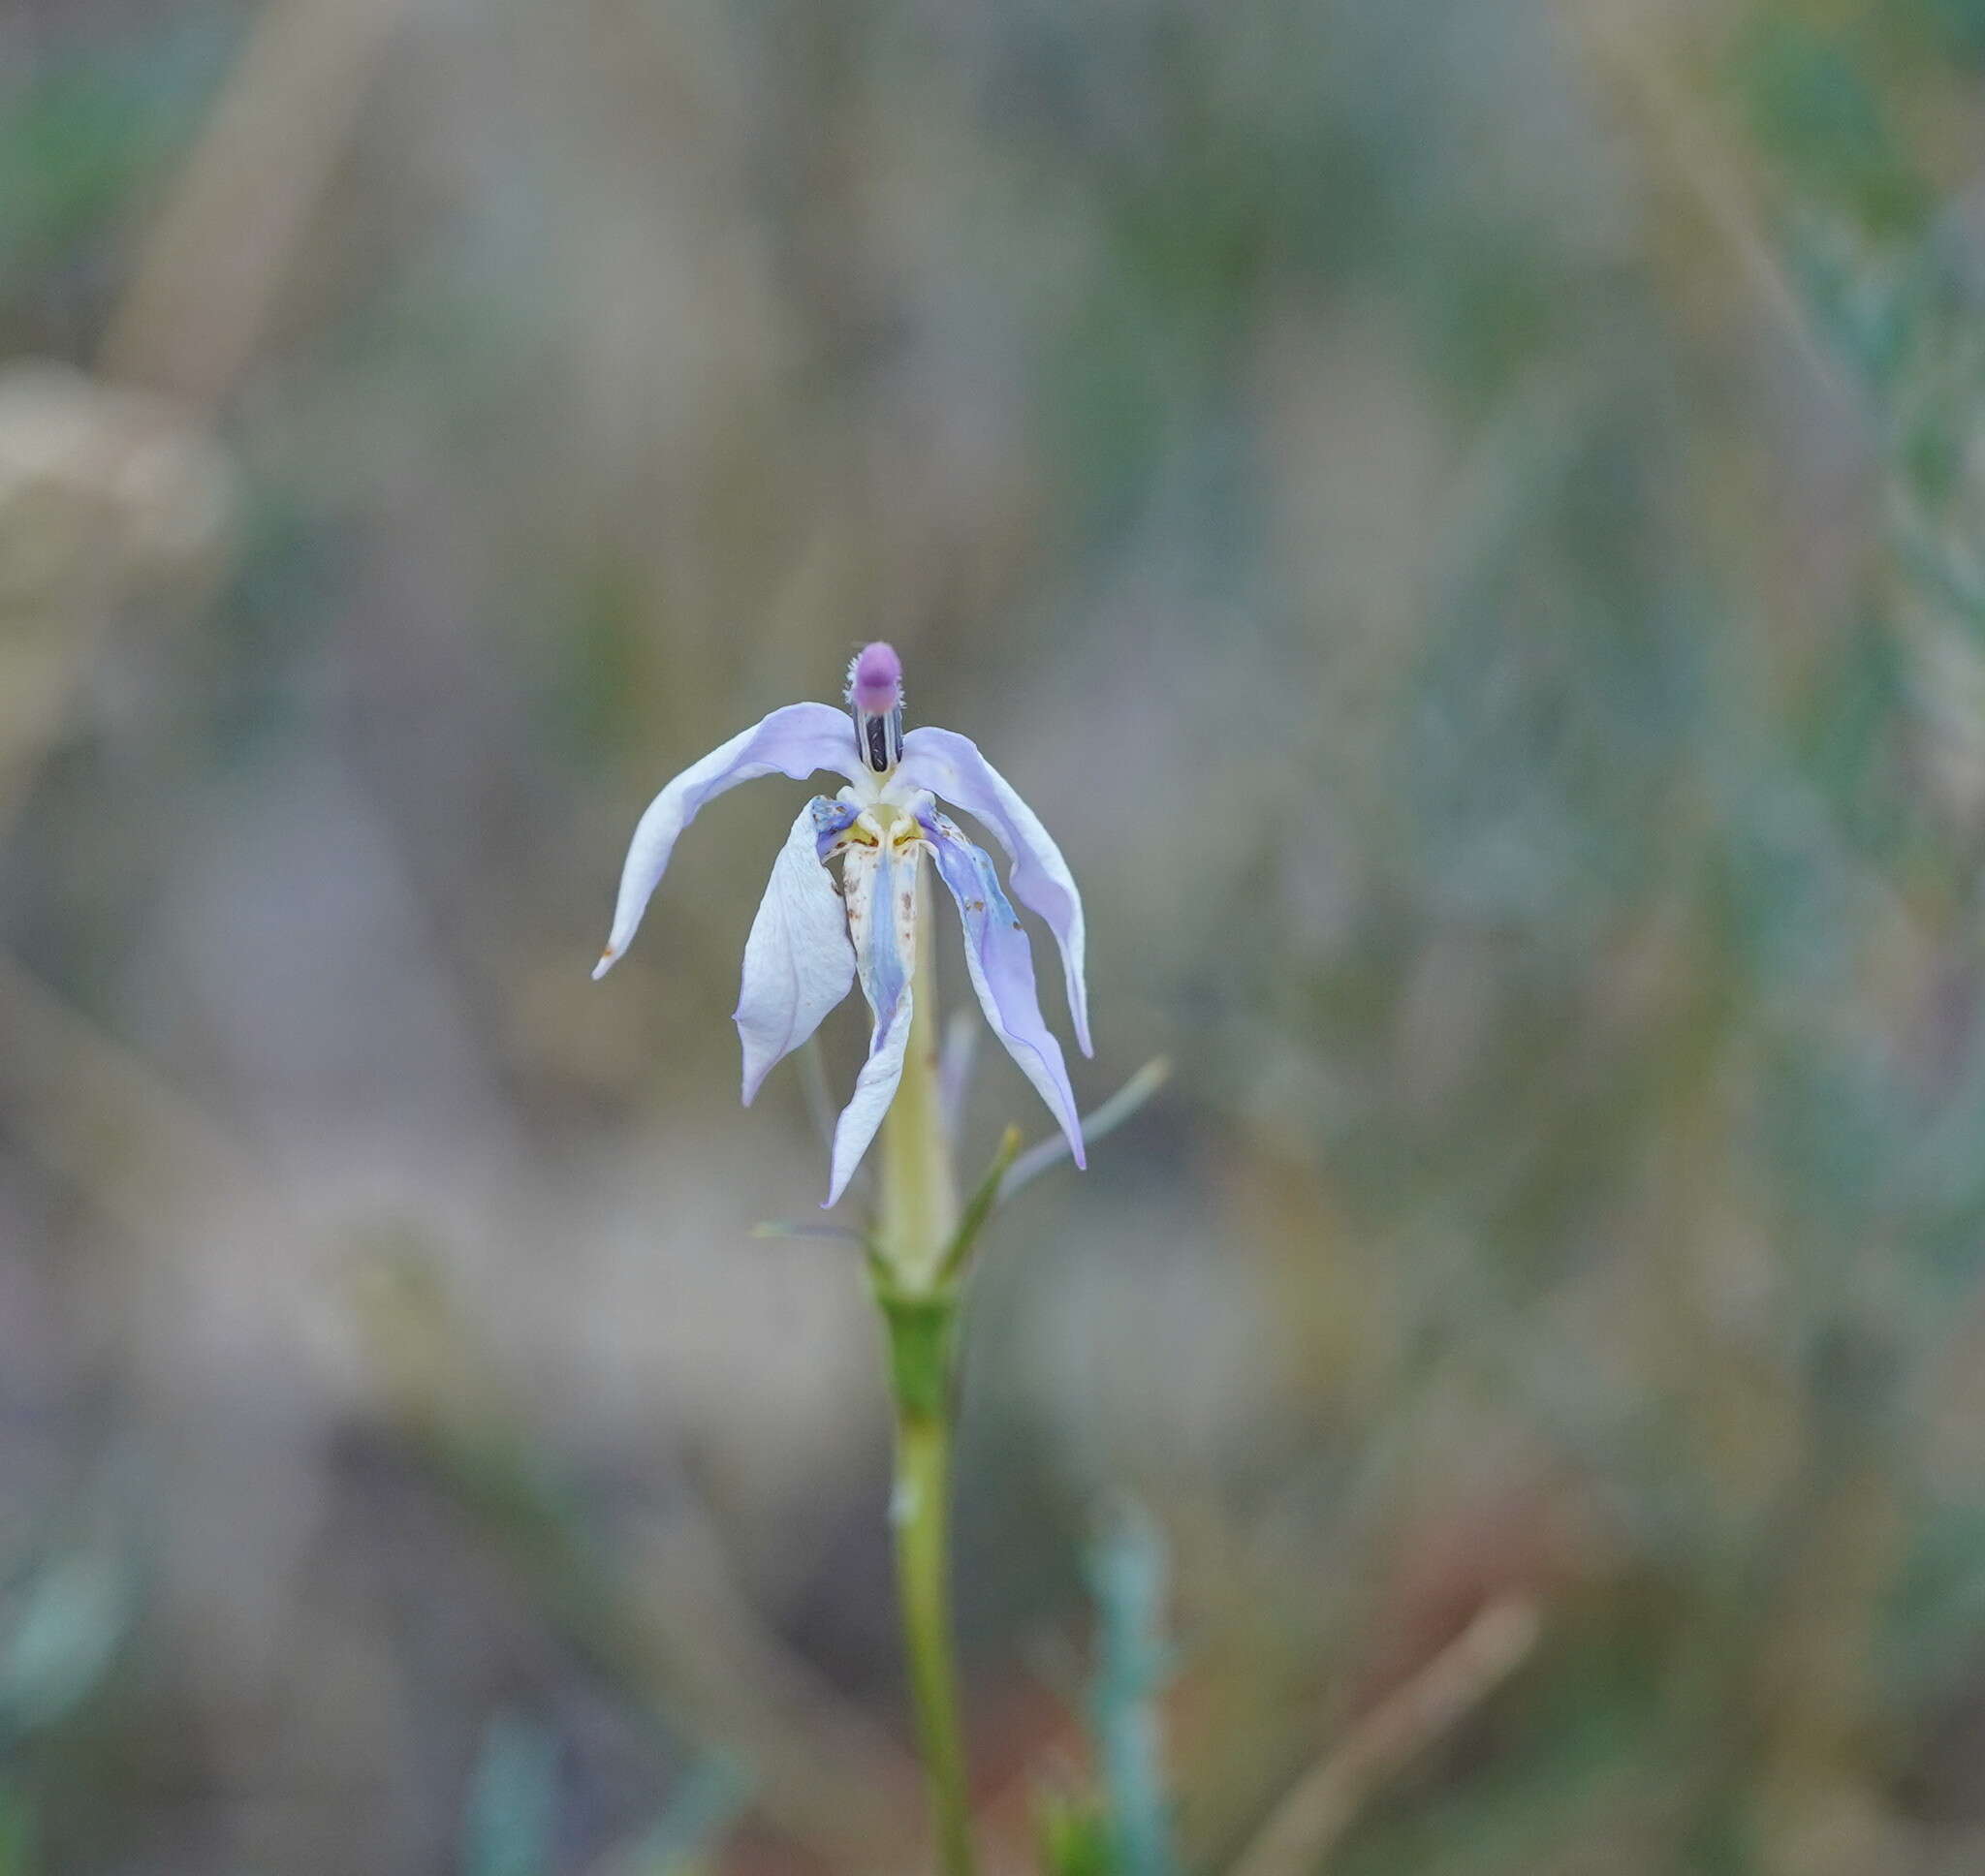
[879,1289,974,1876]
[875,854,977,1876]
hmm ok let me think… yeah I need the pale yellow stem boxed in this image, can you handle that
[878,854,958,1291]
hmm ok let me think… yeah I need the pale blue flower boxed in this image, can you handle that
[594,643,1089,1203]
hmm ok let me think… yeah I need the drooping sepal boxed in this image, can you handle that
[921,807,1085,1167]
[897,726,1092,1056]
[594,702,865,977]
[734,798,859,1105]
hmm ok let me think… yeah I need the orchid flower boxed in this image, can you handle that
[593,643,1089,1204]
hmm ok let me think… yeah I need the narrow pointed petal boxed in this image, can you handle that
[921,809,1085,1167]
[897,726,1092,1055]
[594,702,863,977]
[841,837,910,1038]
[825,838,918,1204]
[826,982,914,1205]
[734,799,859,1105]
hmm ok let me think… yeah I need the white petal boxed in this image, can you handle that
[841,836,909,1037]
[895,726,1092,1055]
[826,982,914,1206]
[822,834,921,1204]
[594,702,863,977]
[734,800,857,1105]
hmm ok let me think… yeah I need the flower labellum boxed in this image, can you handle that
[594,644,1090,1204]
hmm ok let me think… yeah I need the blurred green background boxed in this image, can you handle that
[9,0,1985,1869]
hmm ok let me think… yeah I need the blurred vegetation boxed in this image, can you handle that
[11,0,1985,1871]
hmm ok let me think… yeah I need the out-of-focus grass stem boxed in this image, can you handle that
[1227,1600,1539,1876]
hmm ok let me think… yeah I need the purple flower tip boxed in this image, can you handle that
[848,641,902,713]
